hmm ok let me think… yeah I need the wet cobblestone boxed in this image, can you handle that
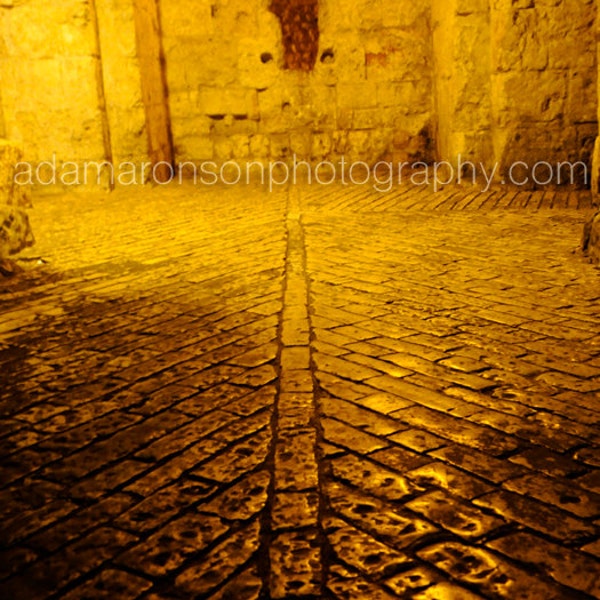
[1,181,599,598]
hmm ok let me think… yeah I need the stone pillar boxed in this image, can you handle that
[94,0,149,166]
[432,0,493,172]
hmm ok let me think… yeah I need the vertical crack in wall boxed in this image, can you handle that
[269,0,319,72]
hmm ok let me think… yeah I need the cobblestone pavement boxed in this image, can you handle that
[1,180,599,599]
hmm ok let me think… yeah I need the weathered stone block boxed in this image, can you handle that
[238,38,281,89]
[199,86,258,119]
[582,211,600,264]
[336,83,378,110]
[249,134,271,158]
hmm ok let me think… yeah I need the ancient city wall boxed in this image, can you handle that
[0,0,597,180]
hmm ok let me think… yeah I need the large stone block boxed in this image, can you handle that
[198,86,258,119]
[237,38,282,89]
[336,83,378,110]
[582,212,600,264]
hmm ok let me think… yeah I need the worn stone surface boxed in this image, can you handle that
[0,180,599,599]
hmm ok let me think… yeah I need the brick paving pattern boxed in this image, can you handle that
[1,180,599,599]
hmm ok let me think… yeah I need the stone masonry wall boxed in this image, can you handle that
[0,0,151,168]
[161,0,434,165]
[490,0,597,183]
[433,0,597,184]
[0,0,597,177]
[0,0,108,162]
[95,0,148,165]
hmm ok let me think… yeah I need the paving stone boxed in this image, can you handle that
[369,446,433,472]
[28,493,136,552]
[60,569,153,600]
[115,480,215,533]
[321,395,404,436]
[275,431,319,491]
[175,519,261,597]
[322,417,389,454]
[382,354,495,390]
[272,491,320,530]
[390,428,447,452]
[207,566,263,600]
[200,470,270,521]
[326,516,413,579]
[367,375,482,415]
[270,530,322,598]
[68,459,153,500]
[2,527,138,600]
[278,392,314,430]
[419,541,582,600]
[316,371,381,402]
[0,546,39,580]
[405,461,493,500]
[328,564,399,599]
[224,385,277,417]
[281,346,311,370]
[280,368,314,393]
[489,532,600,597]
[2,183,600,598]
[430,444,528,484]
[0,497,78,546]
[383,567,442,597]
[328,454,420,502]
[406,490,505,539]
[474,489,596,544]
[326,481,439,549]
[117,512,229,577]
[411,581,486,599]
[469,409,584,452]
[193,427,271,484]
[582,538,600,559]
[577,470,600,493]
[211,408,273,443]
[315,353,381,381]
[361,392,415,415]
[502,472,600,518]
[392,406,520,456]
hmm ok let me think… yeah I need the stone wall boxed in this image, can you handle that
[161,0,434,165]
[0,0,152,168]
[0,0,108,162]
[95,0,148,165]
[0,0,597,176]
[433,0,597,184]
[490,0,597,183]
